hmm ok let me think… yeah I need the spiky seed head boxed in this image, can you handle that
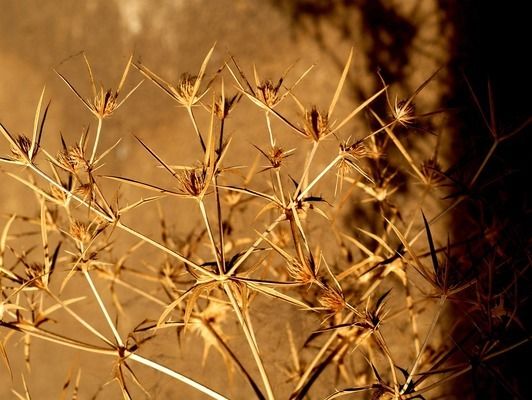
[174,73,198,106]
[420,157,444,186]
[50,184,67,202]
[70,220,91,243]
[268,146,292,169]
[392,98,416,127]
[213,93,239,120]
[93,88,121,118]
[57,145,89,173]
[303,106,329,141]
[11,135,32,161]
[318,285,346,314]
[257,79,281,107]
[73,183,93,198]
[25,262,45,287]
[286,258,315,284]
[340,139,371,159]
[178,165,208,197]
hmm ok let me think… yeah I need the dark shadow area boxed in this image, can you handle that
[269,1,531,398]
[443,2,531,398]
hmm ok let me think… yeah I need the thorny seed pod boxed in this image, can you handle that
[213,93,240,120]
[56,54,140,120]
[175,73,198,106]
[286,258,316,284]
[70,220,91,243]
[50,184,67,202]
[420,157,445,186]
[257,79,282,107]
[392,98,416,127]
[340,139,371,159]
[93,88,122,118]
[254,145,295,170]
[73,183,93,198]
[11,135,32,161]
[57,145,89,173]
[24,262,45,287]
[303,106,330,141]
[177,165,208,197]
[318,285,346,314]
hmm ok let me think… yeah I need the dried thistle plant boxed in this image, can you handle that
[0,46,529,400]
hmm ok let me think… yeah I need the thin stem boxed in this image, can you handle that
[265,112,275,147]
[198,199,222,274]
[224,283,275,400]
[203,320,266,400]
[294,141,320,199]
[117,221,217,279]
[89,117,103,165]
[226,214,284,276]
[128,353,229,400]
[187,106,206,153]
[82,269,123,347]
[401,295,447,395]
[6,321,228,400]
[213,178,227,274]
[291,312,354,397]
[292,325,341,396]
[274,169,286,207]
[297,155,340,201]
[2,322,115,356]
[469,140,498,188]
[45,288,114,347]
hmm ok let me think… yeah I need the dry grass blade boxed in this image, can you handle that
[128,353,230,400]
[370,109,426,183]
[328,47,353,119]
[102,175,186,197]
[29,87,49,161]
[134,135,178,179]
[0,340,13,381]
[356,227,394,256]
[192,44,216,104]
[1,214,16,270]
[324,385,375,399]
[54,71,94,115]
[385,217,433,285]
[331,86,387,134]
[421,211,440,282]
[239,280,313,310]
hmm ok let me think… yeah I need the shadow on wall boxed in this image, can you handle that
[269,1,531,398]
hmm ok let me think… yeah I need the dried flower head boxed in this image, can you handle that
[10,135,32,161]
[318,285,346,314]
[213,93,240,119]
[257,79,283,108]
[50,184,67,202]
[303,106,330,141]
[70,220,91,243]
[73,183,93,199]
[174,73,198,106]
[255,145,295,170]
[420,157,445,187]
[25,262,45,287]
[177,165,209,197]
[286,256,316,284]
[56,54,141,120]
[57,144,89,173]
[392,98,416,127]
[340,139,371,159]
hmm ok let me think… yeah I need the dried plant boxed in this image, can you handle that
[0,46,529,400]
